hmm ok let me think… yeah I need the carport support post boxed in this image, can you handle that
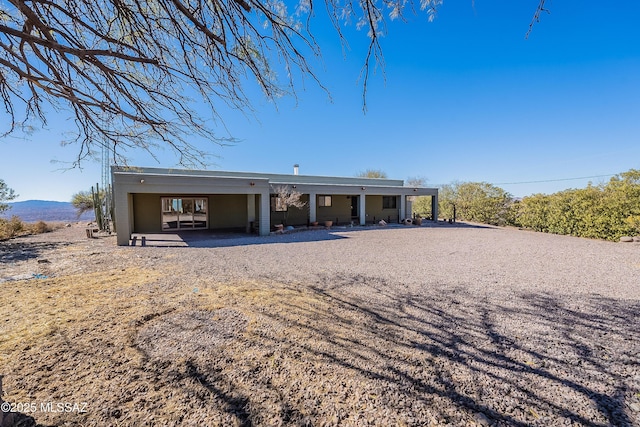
[247,194,256,233]
[359,194,366,225]
[399,195,406,222]
[309,192,316,223]
[432,194,439,221]
[259,191,270,236]
[114,190,132,246]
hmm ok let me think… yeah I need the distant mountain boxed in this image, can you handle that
[1,200,95,223]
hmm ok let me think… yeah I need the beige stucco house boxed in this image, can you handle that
[111,166,438,246]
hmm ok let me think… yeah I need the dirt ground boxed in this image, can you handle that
[1,223,639,426]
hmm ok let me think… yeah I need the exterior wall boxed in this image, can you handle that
[132,193,161,233]
[315,194,353,224]
[270,194,309,227]
[365,195,401,224]
[132,193,250,232]
[210,194,247,230]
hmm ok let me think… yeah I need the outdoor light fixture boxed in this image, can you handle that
[249,181,255,186]
[361,186,366,190]
[413,188,418,191]
[292,185,297,189]
[140,179,145,184]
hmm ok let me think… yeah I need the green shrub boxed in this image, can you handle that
[438,181,514,225]
[514,169,640,241]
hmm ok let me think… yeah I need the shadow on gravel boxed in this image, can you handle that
[11,272,638,425]
[243,279,640,426]
[132,221,498,248]
[133,229,350,248]
[317,283,639,425]
[130,277,638,425]
[429,220,498,230]
[0,411,39,427]
[0,240,71,263]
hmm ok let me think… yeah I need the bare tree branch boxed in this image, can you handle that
[526,0,548,39]
[0,0,483,167]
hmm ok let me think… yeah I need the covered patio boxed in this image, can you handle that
[112,166,438,246]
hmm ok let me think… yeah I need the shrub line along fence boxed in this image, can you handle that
[417,170,640,242]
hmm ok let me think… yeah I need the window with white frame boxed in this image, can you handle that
[318,195,332,207]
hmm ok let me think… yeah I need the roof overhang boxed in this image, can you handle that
[111,166,438,196]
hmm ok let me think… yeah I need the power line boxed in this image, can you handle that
[494,173,617,186]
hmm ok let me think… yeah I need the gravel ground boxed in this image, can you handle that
[1,222,639,426]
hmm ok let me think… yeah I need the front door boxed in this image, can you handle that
[350,196,358,218]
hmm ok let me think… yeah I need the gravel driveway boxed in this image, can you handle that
[1,223,639,426]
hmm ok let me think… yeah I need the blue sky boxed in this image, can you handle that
[2,0,639,202]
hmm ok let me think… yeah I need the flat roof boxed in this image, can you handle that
[111,166,413,188]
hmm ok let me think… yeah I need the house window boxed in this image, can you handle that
[161,197,208,230]
[383,196,397,209]
[318,195,332,207]
[271,195,288,212]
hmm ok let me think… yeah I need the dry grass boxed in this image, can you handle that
[2,265,210,425]
[3,268,640,426]
[0,267,163,364]
[2,227,639,426]
[0,217,64,241]
[3,268,442,426]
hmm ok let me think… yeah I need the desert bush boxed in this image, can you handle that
[625,215,640,235]
[436,170,640,241]
[0,215,24,240]
[438,182,514,225]
[412,196,434,218]
[0,218,57,240]
[30,221,50,234]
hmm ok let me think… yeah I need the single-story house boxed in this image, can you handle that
[111,166,438,246]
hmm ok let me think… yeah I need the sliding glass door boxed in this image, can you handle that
[162,197,208,230]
